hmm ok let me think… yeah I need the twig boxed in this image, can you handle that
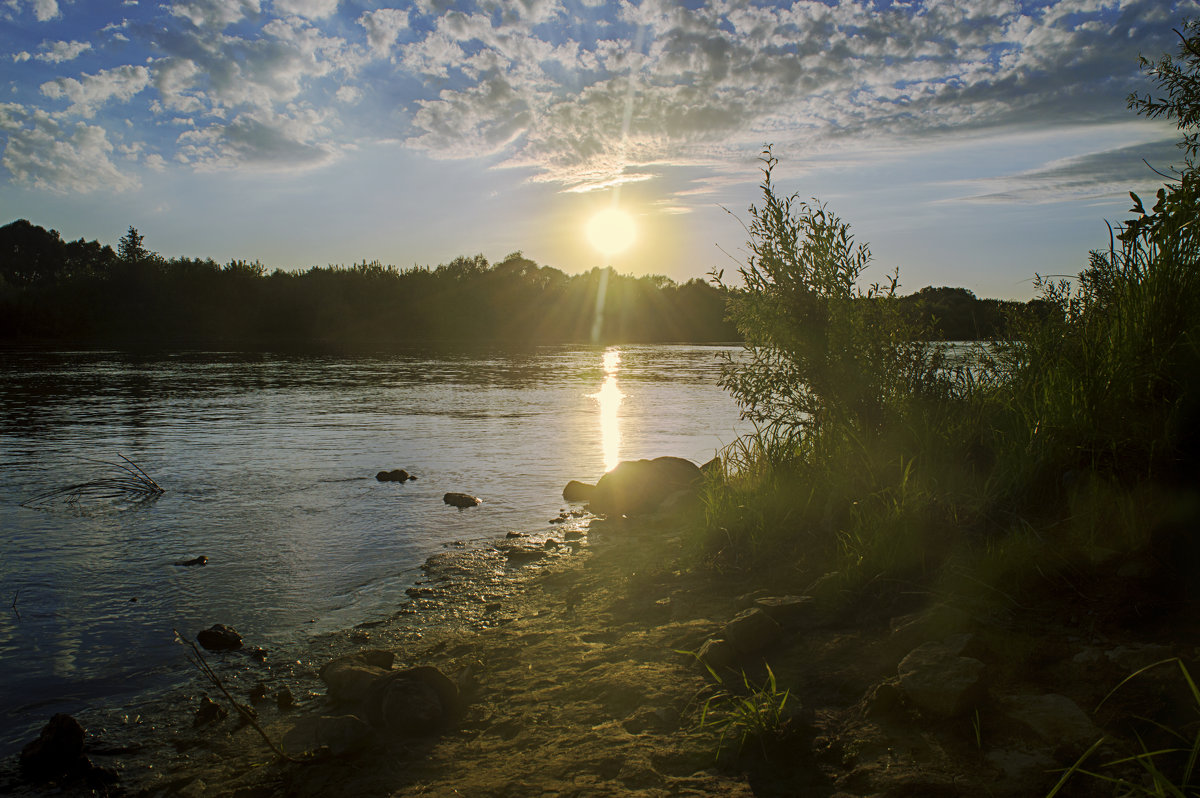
[173,629,305,763]
[22,454,165,508]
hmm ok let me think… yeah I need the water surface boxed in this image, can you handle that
[0,344,747,755]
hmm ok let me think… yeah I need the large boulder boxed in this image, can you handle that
[588,457,703,516]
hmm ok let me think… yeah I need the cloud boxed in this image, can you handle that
[358,8,409,58]
[0,102,140,192]
[28,0,59,22]
[956,137,1186,203]
[40,66,152,118]
[168,0,261,29]
[21,40,94,64]
[272,0,338,20]
[396,0,1189,192]
[175,107,335,169]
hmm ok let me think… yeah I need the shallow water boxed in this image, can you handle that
[0,344,747,756]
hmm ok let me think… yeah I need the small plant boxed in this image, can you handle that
[694,660,793,759]
[1046,658,1200,797]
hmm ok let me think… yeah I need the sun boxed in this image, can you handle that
[586,207,637,257]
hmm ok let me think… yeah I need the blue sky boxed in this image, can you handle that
[0,0,1192,299]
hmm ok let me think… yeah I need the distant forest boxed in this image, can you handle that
[0,219,1036,347]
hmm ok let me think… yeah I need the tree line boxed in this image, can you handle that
[0,218,1037,347]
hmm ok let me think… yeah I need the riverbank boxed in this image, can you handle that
[12,493,1191,797]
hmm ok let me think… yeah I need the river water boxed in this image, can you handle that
[0,345,748,757]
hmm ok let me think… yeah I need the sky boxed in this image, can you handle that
[0,0,1193,300]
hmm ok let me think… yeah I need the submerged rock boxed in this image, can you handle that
[320,650,396,703]
[196,624,243,651]
[173,555,208,567]
[444,492,481,508]
[193,696,228,728]
[377,469,415,482]
[588,457,703,517]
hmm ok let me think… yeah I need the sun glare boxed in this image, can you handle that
[586,208,636,257]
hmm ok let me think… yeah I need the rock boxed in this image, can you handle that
[863,682,904,718]
[282,715,373,757]
[276,688,295,711]
[196,624,242,651]
[721,608,782,656]
[319,650,395,703]
[695,638,737,671]
[986,748,1057,796]
[753,595,824,630]
[563,480,595,502]
[376,468,414,482]
[20,713,85,781]
[998,694,1100,752]
[504,545,547,563]
[588,456,703,516]
[248,646,268,663]
[363,665,463,736]
[443,492,481,508]
[173,555,208,567]
[897,638,986,717]
[193,696,228,727]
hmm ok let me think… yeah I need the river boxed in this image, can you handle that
[0,344,748,757]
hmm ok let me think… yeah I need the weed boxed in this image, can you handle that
[689,656,793,760]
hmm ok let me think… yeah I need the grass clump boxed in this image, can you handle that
[694,661,793,761]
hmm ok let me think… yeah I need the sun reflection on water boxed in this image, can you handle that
[587,348,624,472]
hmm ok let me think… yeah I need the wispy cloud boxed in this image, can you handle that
[956,138,1185,204]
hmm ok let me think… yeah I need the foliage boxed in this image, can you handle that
[702,17,1200,596]
[714,146,946,439]
[0,227,740,346]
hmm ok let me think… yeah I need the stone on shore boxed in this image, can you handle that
[897,636,986,717]
[196,624,243,651]
[444,492,481,508]
[588,457,703,517]
[319,650,396,703]
[19,713,85,781]
[562,480,595,502]
[721,608,783,656]
[282,715,373,757]
[363,665,463,736]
